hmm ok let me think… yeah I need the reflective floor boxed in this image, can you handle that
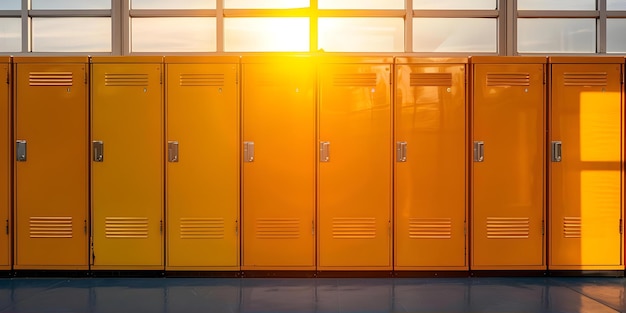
[0,277,624,313]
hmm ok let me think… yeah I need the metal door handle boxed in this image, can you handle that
[396,141,407,162]
[320,141,330,162]
[473,141,484,162]
[244,141,255,162]
[93,141,104,162]
[551,141,562,162]
[168,141,179,162]
[16,140,26,162]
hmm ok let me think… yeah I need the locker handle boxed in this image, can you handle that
[93,141,104,162]
[551,141,562,162]
[396,141,407,162]
[168,141,179,162]
[244,141,255,162]
[473,141,484,162]
[320,141,330,162]
[16,140,26,162]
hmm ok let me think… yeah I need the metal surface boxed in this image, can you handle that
[473,141,484,162]
[15,140,26,162]
[0,60,9,269]
[243,141,254,163]
[167,141,178,163]
[395,142,407,163]
[320,141,330,162]
[551,141,562,162]
[92,141,103,162]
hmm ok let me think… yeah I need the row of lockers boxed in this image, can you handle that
[0,55,623,272]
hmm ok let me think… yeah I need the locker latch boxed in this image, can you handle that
[16,140,26,162]
[244,142,255,162]
[93,141,104,162]
[320,141,330,162]
[551,141,562,162]
[396,142,407,162]
[168,141,179,162]
[473,141,484,162]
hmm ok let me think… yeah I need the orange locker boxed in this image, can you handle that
[471,57,546,270]
[0,57,9,270]
[165,56,240,270]
[242,56,316,270]
[318,57,392,270]
[394,58,468,270]
[14,57,89,269]
[549,57,623,270]
[91,57,164,269]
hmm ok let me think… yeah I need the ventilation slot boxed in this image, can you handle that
[105,217,149,238]
[486,73,530,86]
[410,73,452,86]
[29,217,72,238]
[179,73,224,87]
[180,218,224,239]
[333,73,377,87]
[256,218,300,239]
[332,217,376,239]
[486,217,530,239]
[29,72,73,86]
[105,73,149,86]
[409,218,452,239]
[563,216,582,238]
[564,72,607,86]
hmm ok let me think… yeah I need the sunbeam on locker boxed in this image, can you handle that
[0,57,9,270]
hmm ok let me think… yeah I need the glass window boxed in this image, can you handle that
[517,0,595,10]
[607,19,626,52]
[0,18,20,52]
[608,0,626,10]
[413,0,496,10]
[32,18,111,52]
[31,0,111,10]
[319,0,403,9]
[413,18,496,52]
[517,19,595,53]
[224,18,309,52]
[225,0,308,9]
[0,0,20,10]
[318,18,403,52]
[131,0,216,9]
[132,18,216,52]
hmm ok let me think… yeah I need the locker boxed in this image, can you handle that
[394,58,468,270]
[549,57,623,270]
[0,57,9,270]
[91,57,164,269]
[318,57,393,270]
[165,56,240,270]
[471,57,546,270]
[14,57,89,269]
[242,56,316,270]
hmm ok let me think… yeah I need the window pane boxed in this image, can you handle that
[132,18,216,52]
[319,0,403,9]
[131,0,216,9]
[518,0,595,10]
[0,18,20,52]
[224,18,309,52]
[517,19,595,53]
[32,18,111,52]
[0,0,20,10]
[225,0,308,9]
[318,18,403,52]
[31,0,110,10]
[608,0,626,10]
[413,18,496,52]
[414,0,495,10]
[607,19,626,52]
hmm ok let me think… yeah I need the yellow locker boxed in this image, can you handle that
[91,57,164,269]
[549,57,623,270]
[318,57,392,270]
[394,58,468,270]
[242,56,315,270]
[471,57,546,270]
[0,57,9,270]
[165,56,239,270]
[14,57,89,269]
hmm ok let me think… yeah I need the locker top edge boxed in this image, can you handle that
[164,56,240,64]
[91,56,164,64]
[0,56,10,63]
[395,57,468,65]
[13,56,88,64]
[316,56,393,64]
[549,56,624,64]
[471,56,547,64]
[241,54,312,64]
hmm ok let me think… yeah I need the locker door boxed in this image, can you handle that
[472,62,545,269]
[319,62,392,269]
[0,60,9,269]
[15,60,89,268]
[166,60,239,270]
[91,60,163,269]
[550,62,623,269]
[242,59,315,269]
[394,62,467,270]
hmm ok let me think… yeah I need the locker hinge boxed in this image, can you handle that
[235,67,239,84]
[235,220,238,236]
[464,221,467,237]
[5,69,8,84]
[5,219,8,235]
[84,220,87,235]
[620,219,623,234]
[84,70,87,84]
[542,221,545,236]
[311,220,314,236]
[388,221,391,236]
[91,240,95,265]
[160,220,163,234]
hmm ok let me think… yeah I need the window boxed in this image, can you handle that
[131,18,216,52]
[32,18,111,52]
[225,18,309,52]
[517,18,595,53]
[413,18,496,52]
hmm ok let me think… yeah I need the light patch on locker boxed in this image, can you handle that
[179,73,224,86]
[332,217,376,239]
[408,218,452,239]
[29,216,72,238]
[104,73,149,86]
[29,72,72,86]
[255,218,300,239]
[179,218,224,239]
[486,217,530,239]
[105,217,149,238]
[580,91,621,162]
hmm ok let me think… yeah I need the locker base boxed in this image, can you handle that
[316,271,393,278]
[393,271,469,278]
[13,270,89,278]
[242,271,316,278]
[166,271,241,278]
[0,270,11,277]
[548,270,624,278]
[91,270,165,278]
[470,270,547,277]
